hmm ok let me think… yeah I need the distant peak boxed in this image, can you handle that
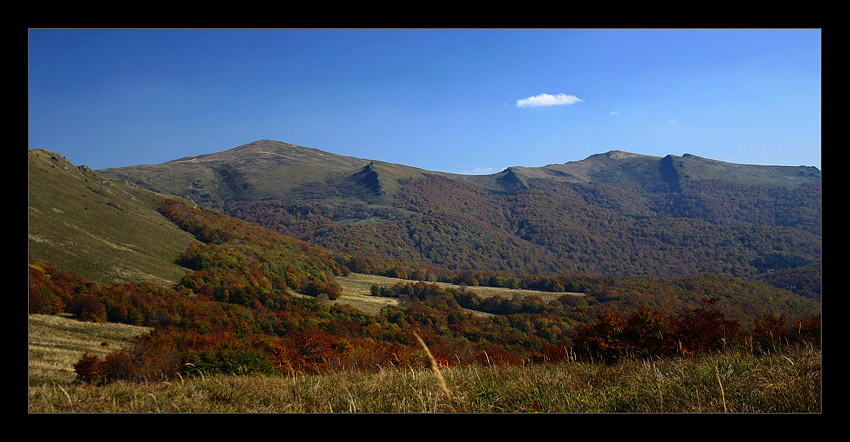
[496,167,529,191]
[584,150,657,162]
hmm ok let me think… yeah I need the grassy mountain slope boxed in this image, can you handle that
[99,140,450,210]
[489,150,818,188]
[28,149,197,286]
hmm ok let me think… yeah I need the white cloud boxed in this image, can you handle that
[668,119,678,124]
[609,110,621,116]
[516,93,583,108]
[462,167,496,175]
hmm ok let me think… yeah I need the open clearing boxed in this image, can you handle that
[332,272,582,315]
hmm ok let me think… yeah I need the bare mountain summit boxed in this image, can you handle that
[100,140,445,209]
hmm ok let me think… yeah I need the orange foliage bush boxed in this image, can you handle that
[752,313,821,353]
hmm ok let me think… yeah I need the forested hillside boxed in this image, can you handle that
[228,172,821,299]
[30,195,819,383]
[98,141,821,302]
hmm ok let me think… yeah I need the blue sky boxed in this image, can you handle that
[28,28,821,173]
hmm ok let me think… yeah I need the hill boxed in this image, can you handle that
[28,149,197,286]
[98,140,451,210]
[466,150,820,192]
[99,140,820,300]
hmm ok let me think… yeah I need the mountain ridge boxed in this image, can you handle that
[100,140,453,209]
[490,149,820,191]
[98,140,821,206]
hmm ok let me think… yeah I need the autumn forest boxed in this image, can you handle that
[29,197,820,385]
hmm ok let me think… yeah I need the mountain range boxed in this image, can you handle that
[99,140,821,207]
[88,140,820,302]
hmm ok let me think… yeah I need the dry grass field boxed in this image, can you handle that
[28,314,151,385]
[29,343,821,413]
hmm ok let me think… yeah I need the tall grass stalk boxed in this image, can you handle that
[412,331,452,401]
[715,364,728,413]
